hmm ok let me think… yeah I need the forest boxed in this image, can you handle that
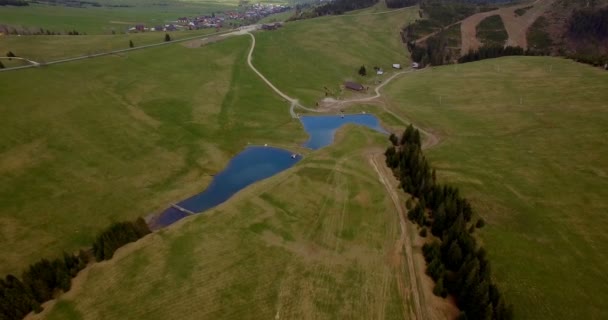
[385,0,418,8]
[0,218,150,320]
[0,0,28,6]
[385,125,513,320]
[313,0,378,16]
[568,8,608,41]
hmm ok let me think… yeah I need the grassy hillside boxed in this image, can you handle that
[0,35,306,275]
[0,3,418,276]
[252,7,416,106]
[0,29,219,62]
[385,56,608,319]
[31,127,411,320]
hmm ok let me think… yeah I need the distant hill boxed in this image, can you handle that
[405,0,608,68]
[529,0,608,66]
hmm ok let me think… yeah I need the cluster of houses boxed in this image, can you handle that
[176,15,225,29]
[127,3,290,33]
[226,3,290,21]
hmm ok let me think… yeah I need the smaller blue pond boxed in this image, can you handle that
[300,114,388,150]
[153,146,301,228]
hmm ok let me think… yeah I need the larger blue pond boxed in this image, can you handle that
[152,114,388,228]
[152,146,301,228]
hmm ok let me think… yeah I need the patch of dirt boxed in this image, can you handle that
[460,0,557,55]
[0,139,52,175]
[181,36,222,48]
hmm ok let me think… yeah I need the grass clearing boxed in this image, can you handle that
[385,56,608,319]
[31,126,410,320]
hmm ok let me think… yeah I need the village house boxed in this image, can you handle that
[261,22,282,31]
[344,81,365,91]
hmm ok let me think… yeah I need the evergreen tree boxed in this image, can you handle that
[389,133,399,146]
[0,60,4,69]
[358,65,367,76]
[164,33,171,42]
[129,40,134,48]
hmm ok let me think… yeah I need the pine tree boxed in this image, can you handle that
[129,40,134,48]
[164,33,171,42]
[447,241,463,270]
[389,133,399,146]
[0,61,4,69]
[358,65,366,76]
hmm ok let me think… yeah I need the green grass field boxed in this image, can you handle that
[385,56,608,319]
[252,7,417,106]
[0,4,418,277]
[0,29,222,62]
[31,127,410,320]
[0,34,309,275]
[0,3,231,35]
[3,1,608,319]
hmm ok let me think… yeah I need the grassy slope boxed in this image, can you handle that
[385,57,608,319]
[0,29,220,62]
[252,7,416,106]
[34,127,409,320]
[0,35,306,275]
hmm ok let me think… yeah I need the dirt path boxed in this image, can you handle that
[245,32,322,118]
[245,32,421,118]
[370,154,424,320]
[415,21,462,45]
[460,0,555,55]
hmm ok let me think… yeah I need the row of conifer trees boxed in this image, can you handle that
[385,125,513,320]
[0,218,150,320]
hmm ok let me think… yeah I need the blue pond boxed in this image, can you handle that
[153,146,301,228]
[153,114,387,228]
[300,114,388,150]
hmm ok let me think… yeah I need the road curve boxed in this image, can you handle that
[245,32,323,118]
